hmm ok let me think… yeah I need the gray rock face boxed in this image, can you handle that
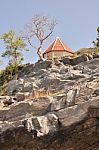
[93,89,99,96]
[18,60,53,78]
[93,53,99,58]
[15,92,25,101]
[0,55,99,150]
[61,57,71,65]
[71,54,89,65]
[7,80,18,96]
[50,95,66,111]
[66,89,77,106]
[55,96,99,127]
[24,113,59,137]
[49,88,77,112]
[62,54,89,66]
[62,54,94,66]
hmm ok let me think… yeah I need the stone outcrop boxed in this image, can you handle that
[0,55,99,150]
[0,106,98,150]
[61,53,99,66]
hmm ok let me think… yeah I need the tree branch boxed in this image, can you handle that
[24,14,57,60]
[27,38,38,50]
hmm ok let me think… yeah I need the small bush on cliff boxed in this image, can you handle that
[76,27,99,56]
[0,30,28,86]
[93,26,99,48]
[0,64,22,86]
[76,47,99,56]
[0,85,7,96]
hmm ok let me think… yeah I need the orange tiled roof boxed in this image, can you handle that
[44,37,73,54]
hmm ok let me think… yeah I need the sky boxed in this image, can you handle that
[0,0,99,69]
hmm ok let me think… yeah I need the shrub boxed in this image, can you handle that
[0,64,22,86]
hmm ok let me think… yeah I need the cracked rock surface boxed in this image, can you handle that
[0,56,99,150]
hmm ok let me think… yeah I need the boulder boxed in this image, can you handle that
[7,80,18,96]
[0,96,11,102]
[49,95,66,111]
[66,89,77,106]
[55,105,85,127]
[32,97,51,114]
[18,64,34,78]
[62,57,71,65]
[3,98,14,107]
[33,60,53,72]
[71,54,89,65]
[93,89,99,96]
[17,78,24,92]
[93,53,99,58]
[18,78,38,93]
[15,92,25,101]
[24,113,59,137]
[54,58,62,66]
[34,69,47,76]
[81,58,99,70]
[87,53,93,60]
[18,60,52,78]
[23,82,33,92]
[73,65,84,71]
[0,102,32,121]
[60,66,70,74]
[50,68,60,74]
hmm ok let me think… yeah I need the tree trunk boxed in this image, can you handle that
[37,48,43,60]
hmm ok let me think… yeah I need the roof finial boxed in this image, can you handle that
[56,36,60,39]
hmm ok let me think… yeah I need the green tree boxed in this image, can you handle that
[96,27,99,47]
[1,30,28,65]
[0,30,28,80]
[93,27,99,48]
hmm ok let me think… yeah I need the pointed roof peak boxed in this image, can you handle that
[44,37,74,54]
[56,36,60,39]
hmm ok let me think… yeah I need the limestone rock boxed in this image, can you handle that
[93,89,99,96]
[62,54,90,66]
[15,92,25,101]
[71,54,89,65]
[66,89,77,106]
[7,80,18,96]
[93,53,99,58]
[3,98,14,107]
[24,113,59,137]
[49,95,66,111]
[33,60,53,72]
[62,57,71,65]
[0,55,99,150]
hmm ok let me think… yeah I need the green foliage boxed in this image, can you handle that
[93,27,99,48]
[0,63,23,96]
[76,48,99,56]
[0,85,7,96]
[96,27,99,47]
[1,30,28,65]
[0,64,23,86]
[78,27,99,56]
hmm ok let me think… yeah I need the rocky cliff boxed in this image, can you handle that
[0,54,99,150]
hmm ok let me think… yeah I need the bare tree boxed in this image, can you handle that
[23,14,57,60]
